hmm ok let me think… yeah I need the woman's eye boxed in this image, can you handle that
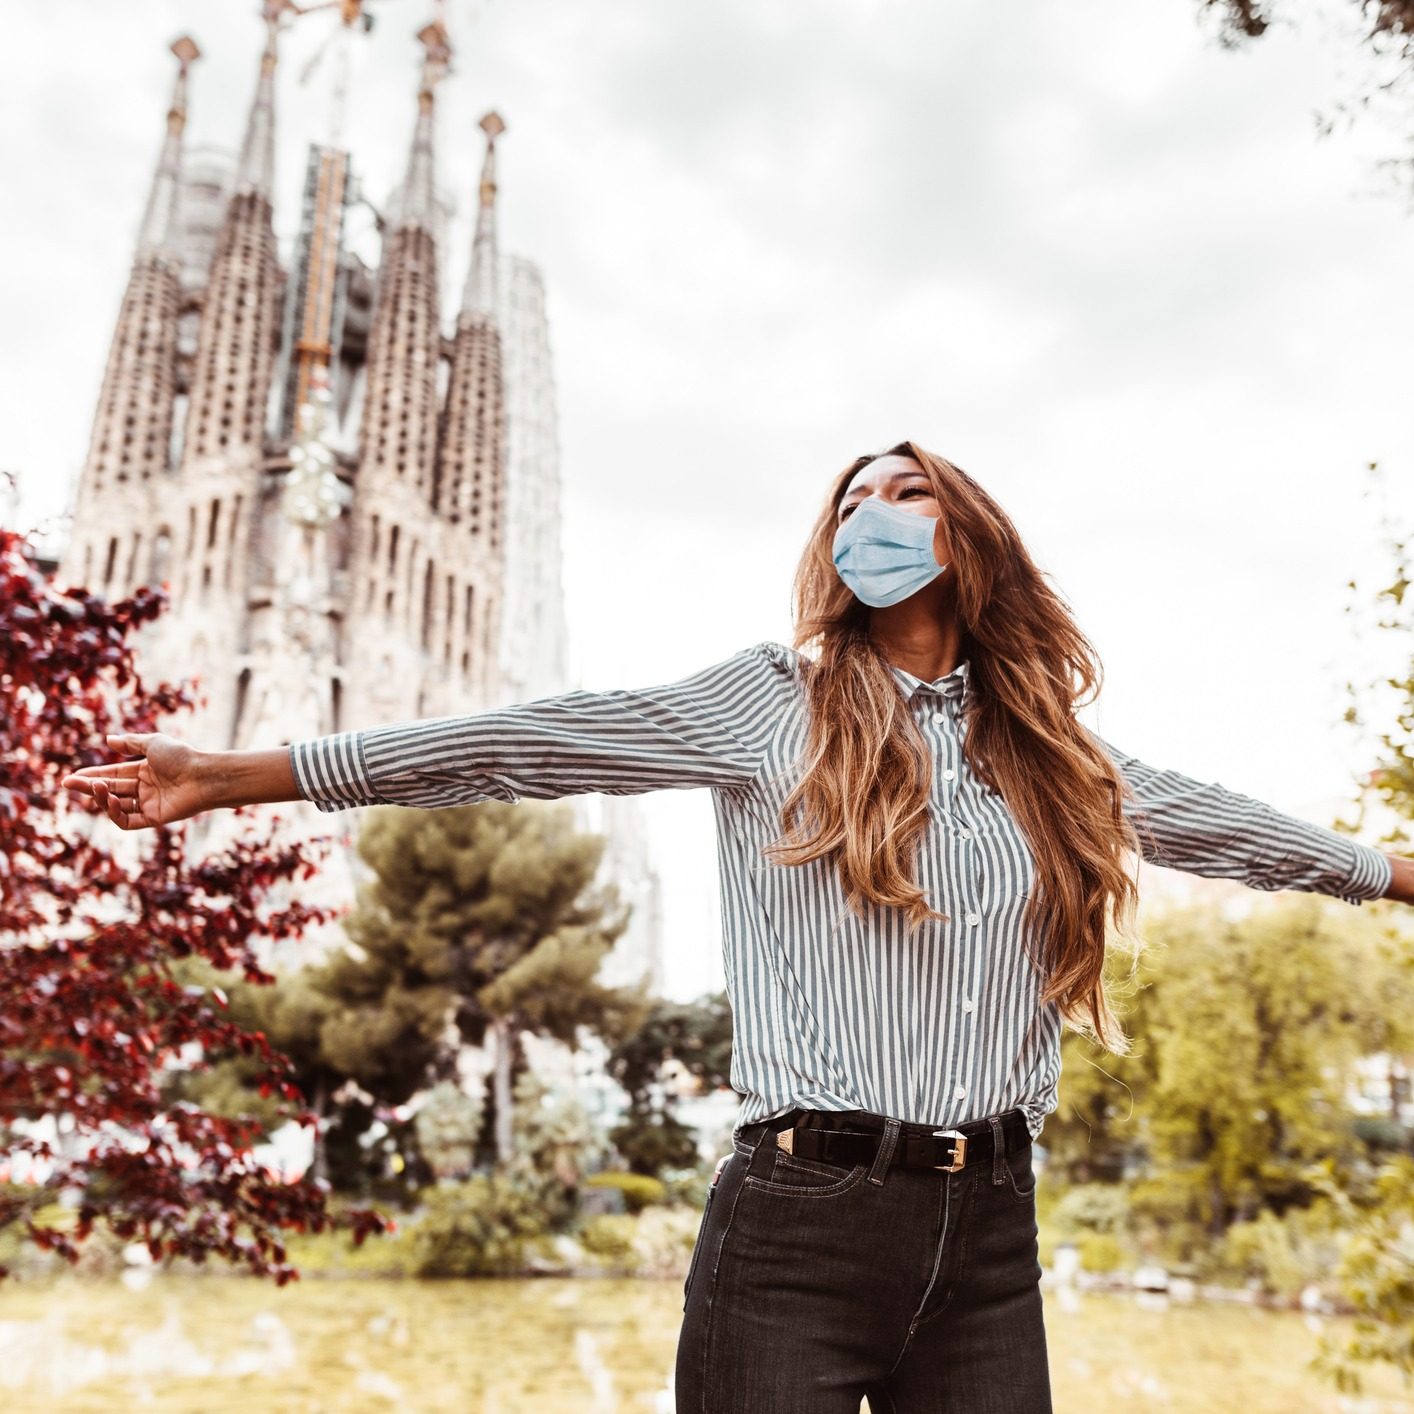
[839,505,856,520]
[900,486,926,498]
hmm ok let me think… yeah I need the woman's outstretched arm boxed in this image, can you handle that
[1084,726,1410,905]
[61,641,793,830]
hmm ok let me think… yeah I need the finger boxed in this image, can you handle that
[96,782,134,831]
[64,774,139,801]
[65,762,144,782]
[105,733,157,757]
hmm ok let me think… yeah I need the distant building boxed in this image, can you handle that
[51,10,662,997]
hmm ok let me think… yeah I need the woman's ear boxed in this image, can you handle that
[933,517,950,568]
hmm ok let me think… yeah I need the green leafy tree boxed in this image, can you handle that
[1051,894,1414,1230]
[168,956,440,1192]
[1045,990,1156,1184]
[1305,463,1414,1391]
[339,798,647,1173]
[606,992,735,1175]
[172,798,649,1188]
[1136,896,1407,1231]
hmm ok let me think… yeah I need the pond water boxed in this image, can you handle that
[0,1274,1411,1412]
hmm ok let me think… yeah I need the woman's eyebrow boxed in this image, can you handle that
[841,470,928,500]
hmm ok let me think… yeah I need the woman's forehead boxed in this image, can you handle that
[844,454,925,495]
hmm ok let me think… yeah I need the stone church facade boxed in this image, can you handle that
[58,7,663,995]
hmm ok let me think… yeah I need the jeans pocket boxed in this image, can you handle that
[743,1146,870,1198]
[1003,1141,1038,1204]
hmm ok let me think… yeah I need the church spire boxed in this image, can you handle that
[460,111,505,319]
[396,15,451,230]
[355,15,450,504]
[136,35,200,259]
[234,1,281,198]
[172,0,286,643]
[61,37,200,599]
[432,111,508,701]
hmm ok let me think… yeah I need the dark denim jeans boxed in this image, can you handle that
[674,1108,1052,1413]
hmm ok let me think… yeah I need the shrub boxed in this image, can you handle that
[576,1206,702,1277]
[1050,1182,1131,1237]
[583,1171,667,1214]
[409,1175,551,1277]
[577,1213,638,1264]
[1077,1231,1128,1273]
[1206,1201,1344,1298]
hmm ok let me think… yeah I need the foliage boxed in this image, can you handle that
[605,991,734,1174]
[413,1080,485,1182]
[1323,461,1414,1385]
[582,1171,668,1214]
[178,799,647,1190]
[406,1173,551,1277]
[503,1065,612,1228]
[576,1211,638,1262]
[607,1112,703,1176]
[1210,1201,1345,1296]
[342,798,637,1055]
[1050,1182,1133,1237]
[1051,893,1413,1231]
[1195,2,1414,197]
[323,799,645,1174]
[575,1204,702,1277]
[0,527,384,1282]
[1344,462,1414,849]
[1308,1153,1414,1391]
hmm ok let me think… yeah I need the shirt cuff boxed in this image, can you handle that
[289,732,380,812]
[1340,841,1393,904]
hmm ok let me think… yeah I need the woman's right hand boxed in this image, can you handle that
[61,733,212,830]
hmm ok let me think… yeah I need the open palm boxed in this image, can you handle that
[61,733,208,830]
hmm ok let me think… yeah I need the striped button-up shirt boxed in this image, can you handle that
[289,641,1393,1141]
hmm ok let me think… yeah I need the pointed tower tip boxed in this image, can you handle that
[136,34,201,257]
[416,17,453,84]
[395,14,453,230]
[462,111,504,317]
[171,35,201,70]
[234,2,285,198]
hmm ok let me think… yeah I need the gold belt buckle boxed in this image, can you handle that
[931,1128,967,1172]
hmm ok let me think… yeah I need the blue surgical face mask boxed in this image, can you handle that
[832,495,948,608]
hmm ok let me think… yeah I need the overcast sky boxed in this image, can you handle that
[4,0,1410,1000]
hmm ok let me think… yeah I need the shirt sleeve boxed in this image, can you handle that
[1084,727,1392,907]
[288,641,794,812]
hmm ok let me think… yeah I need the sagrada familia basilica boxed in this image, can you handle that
[56,1,664,1000]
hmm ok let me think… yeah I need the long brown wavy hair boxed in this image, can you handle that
[763,440,1143,1052]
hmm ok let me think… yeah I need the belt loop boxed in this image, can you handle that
[987,1114,1006,1185]
[867,1116,901,1186]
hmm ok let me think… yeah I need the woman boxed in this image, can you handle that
[64,440,1411,1413]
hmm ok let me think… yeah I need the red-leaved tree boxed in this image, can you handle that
[0,525,385,1282]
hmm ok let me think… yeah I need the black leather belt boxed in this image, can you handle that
[762,1106,1031,1173]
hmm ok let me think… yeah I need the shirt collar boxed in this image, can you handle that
[888,657,971,704]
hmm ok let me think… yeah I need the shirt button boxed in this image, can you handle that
[932,711,947,724]
[943,768,956,781]
[965,912,980,926]
[954,1085,967,1100]
[962,998,975,1013]
[958,827,972,840]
